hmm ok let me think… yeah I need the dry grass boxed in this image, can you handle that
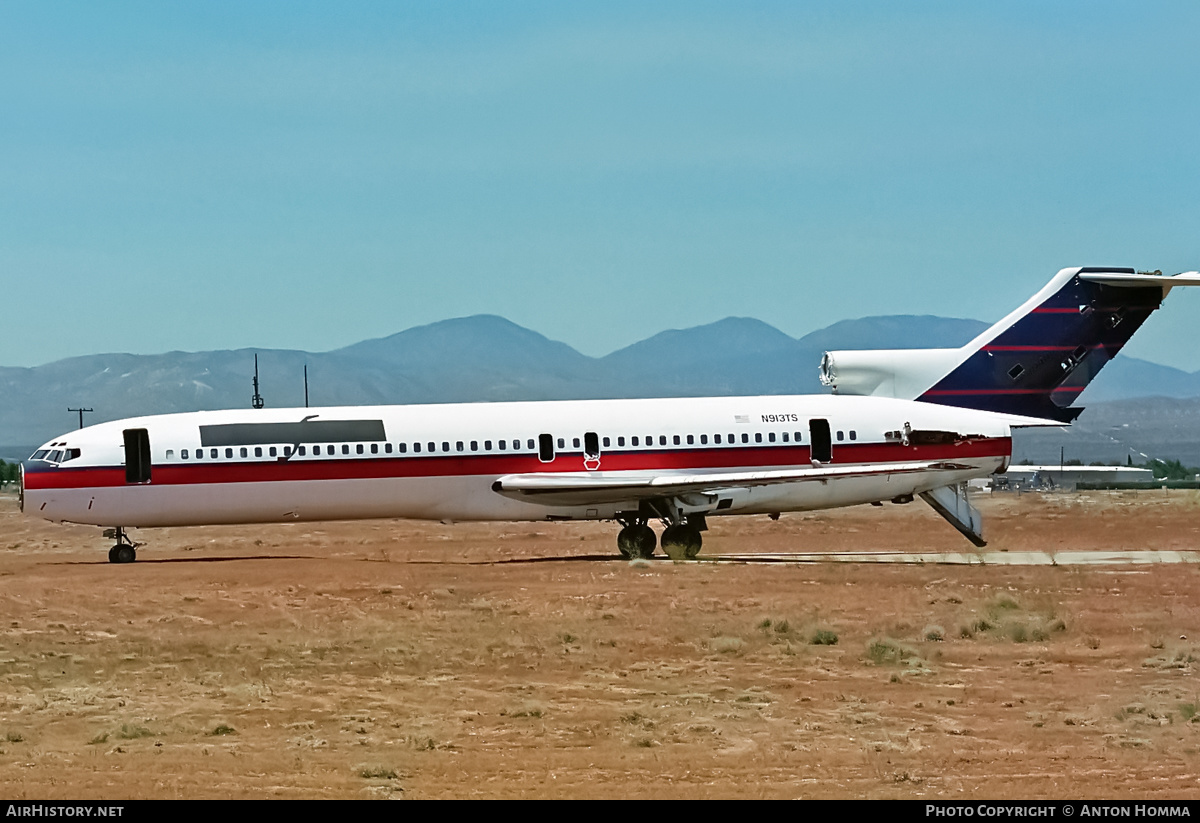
[2,491,1200,797]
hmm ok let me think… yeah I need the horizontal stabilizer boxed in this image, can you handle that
[1078,271,1200,287]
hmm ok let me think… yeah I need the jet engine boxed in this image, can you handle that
[818,348,966,400]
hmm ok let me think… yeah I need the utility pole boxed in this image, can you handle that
[304,364,309,408]
[252,354,264,410]
[68,407,93,429]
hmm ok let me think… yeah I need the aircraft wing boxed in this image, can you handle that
[492,460,976,507]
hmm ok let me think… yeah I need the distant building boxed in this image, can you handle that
[996,465,1154,491]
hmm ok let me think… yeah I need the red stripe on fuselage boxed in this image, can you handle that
[921,388,1079,396]
[981,344,1105,352]
[23,439,1011,492]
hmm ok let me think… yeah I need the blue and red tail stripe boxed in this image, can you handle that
[918,268,1161,423]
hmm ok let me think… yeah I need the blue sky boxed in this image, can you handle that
[3,1,1198,369]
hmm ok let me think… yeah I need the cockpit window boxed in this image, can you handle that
[62,448,81,462]
[47,450,63,463]
[31,450,48,460]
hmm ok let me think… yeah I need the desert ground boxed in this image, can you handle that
[1,489,1199,799]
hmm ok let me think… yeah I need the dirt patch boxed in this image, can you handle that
[1,490,1199,798]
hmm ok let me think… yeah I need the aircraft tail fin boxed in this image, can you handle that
[820,267,1200,423]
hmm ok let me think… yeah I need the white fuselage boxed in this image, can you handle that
[22,394,1012,529]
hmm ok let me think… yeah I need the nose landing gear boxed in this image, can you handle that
[103,527,139,564]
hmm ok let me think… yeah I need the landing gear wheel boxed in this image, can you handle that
[104,526,138,563]
[661,525,702,560]
[617,524,657,559]
[109,544,136,564]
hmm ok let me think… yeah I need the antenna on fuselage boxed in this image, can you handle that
[252,354,264,410]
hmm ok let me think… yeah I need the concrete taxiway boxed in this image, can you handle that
[711,550,1200,565]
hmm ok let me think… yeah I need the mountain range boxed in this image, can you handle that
[4,313,1200,464]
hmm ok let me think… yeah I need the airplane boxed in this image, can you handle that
[19,266,1200,563]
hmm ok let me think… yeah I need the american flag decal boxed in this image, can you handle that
[734,415,749,424]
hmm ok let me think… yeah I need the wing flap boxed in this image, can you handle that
[492,461,976,507]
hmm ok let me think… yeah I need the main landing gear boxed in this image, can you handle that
[616,522,656,559]
[103,527,138,564]
[615,512,705,561]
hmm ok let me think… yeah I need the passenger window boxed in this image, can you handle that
[385,443,393,453]
[470,441,477,451]
[371,443,378,454]
[836,431,844,441]
[659,436,667,446]
[527,439,534,450]
[241,447,248,457]
[741,434,749,443]
[269,447,277,457]
[356,444,364,454]
[399,443,407,453]
[166,449,175,459]
[686,435,694,445]
[782,432,789,442]
[602,437,610,448]
[513,440,520,450]
[617,436,625,447]
[849,431,857,441]
[283,446,292,457]
[573,438,580,449]
[673,435,680,446]
[427,442,435,452]
[298,446,306,456]
[631,436,639,446]
[342,445,350,454]
[255,447,263,457]
[557,438,564,449]
[456,442,464,452]
[794,431,803,442]
[210,448,218,458]
[226,448,234,458]
[498,440,506,450]
[714,434,721,444]
[484,440,492,450]
[700,434,707,444]
[414,442,421,453]
[181,449,189,459]
[195,449,203,460]
[768,432,776,443]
